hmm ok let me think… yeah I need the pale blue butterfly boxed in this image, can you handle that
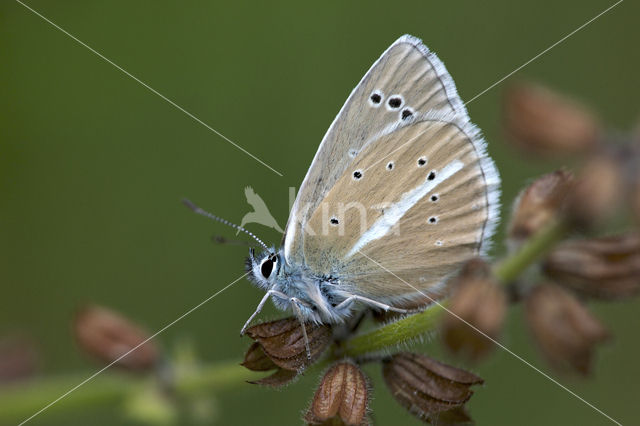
[186,34,500,354]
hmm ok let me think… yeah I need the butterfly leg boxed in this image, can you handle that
[334,294,409,314]
[240,288,290,335]
[290,298,312,359]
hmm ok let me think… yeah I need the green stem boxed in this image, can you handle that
[0,361,259,424]
[0,222,570,422]
[342,304,446,358]
[342,220,568,358]
[493,219,567,282]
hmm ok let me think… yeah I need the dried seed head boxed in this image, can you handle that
[245,317,332,371]
[241,342,278,372]
[525,283,610,375]
[382,352,483,423]
[248,367,299,388]
[508,170,573,248]
[567,154,623,228]
[425,407,473,426]
[503,82,600,156]
[442,259,506,360]
[305,361,369,426]
[242,343,300,387]
[543,233,640,300]
[73,305,158,372]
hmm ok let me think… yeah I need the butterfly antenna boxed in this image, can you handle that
[182,199,270,252]
[211,235,255,247]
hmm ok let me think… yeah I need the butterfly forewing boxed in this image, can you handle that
[284,35,470,265]
[301,114,499,306]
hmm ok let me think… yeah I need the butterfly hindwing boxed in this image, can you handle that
[284,35,470,266]
[302,113,500,306]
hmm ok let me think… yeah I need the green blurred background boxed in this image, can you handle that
[2,0,639,425]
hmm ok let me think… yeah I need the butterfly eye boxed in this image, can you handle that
[260,258,274,279]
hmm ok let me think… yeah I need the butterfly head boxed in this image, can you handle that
[246,247,281,291]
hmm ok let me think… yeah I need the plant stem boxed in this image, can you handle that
[493,219,567,282]
[341,304,446,358]
[342,220,568,358]
[0,361,259,424]
[0,221,570,421]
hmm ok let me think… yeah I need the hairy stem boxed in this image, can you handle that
[341,304,446,358]
[0,221,568,421]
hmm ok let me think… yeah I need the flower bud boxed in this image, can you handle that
[508,170,573,248]
[73,305,159,371]
[441,259,506,360]
[245,317,332,371]
[305,361,369,426]
[382,352,483,423]
[525,283,610,375]
[543,233,640,300]
[567,154,623,228]
[503,82,600,156]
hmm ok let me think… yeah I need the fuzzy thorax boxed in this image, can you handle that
[246,248,360,324]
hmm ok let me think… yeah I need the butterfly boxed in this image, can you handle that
[186,34,500,352]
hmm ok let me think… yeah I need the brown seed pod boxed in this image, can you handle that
[247,367,299,388]
[241,342,279,372]
[503,82,600,157]
[245,317,332,371]
[73,305,158,372]
[305,361,369,426]
[441,259,506,360]
[508,170,573,248]
[525,283,610,375]
[242,341,298,388]
[382,352,483,424]
[566,154,623,228]
[543,233,640,300]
